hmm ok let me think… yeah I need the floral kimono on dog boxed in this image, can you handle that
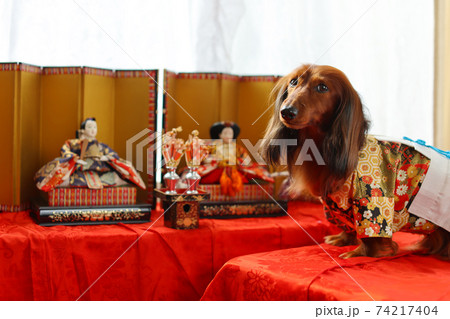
[323,135,439,239]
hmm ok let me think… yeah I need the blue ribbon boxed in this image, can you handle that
[403,136,450,159]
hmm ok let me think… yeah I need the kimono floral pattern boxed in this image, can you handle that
[324,136,437,239]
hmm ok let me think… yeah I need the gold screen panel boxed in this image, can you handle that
[0,65,17,205]
[164,70,178,132]
[167,73,221,140]
[115,70,158,203]
[40,68,82,165]
[220,74,240,122]
[83,68,116,147]
[237,77,279,144]
[19,66,42,204]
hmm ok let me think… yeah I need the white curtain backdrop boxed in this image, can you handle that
[0,0,434,141]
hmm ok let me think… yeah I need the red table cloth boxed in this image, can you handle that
[0,201,333,300]
[201,232,450,301]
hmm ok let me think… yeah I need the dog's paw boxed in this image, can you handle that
[339,249,366,259]
[339,239,398,259]
[324,231,357,247]
[324,234,344,246]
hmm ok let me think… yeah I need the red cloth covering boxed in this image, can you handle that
[0,201,332,300]
[201,232,450,301]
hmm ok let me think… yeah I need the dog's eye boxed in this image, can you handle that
[289,78,298,87]
[316,83,328,93]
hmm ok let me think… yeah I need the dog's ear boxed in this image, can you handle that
[260,76,297,166]
[275,78,288,105]
[322,82,369,193]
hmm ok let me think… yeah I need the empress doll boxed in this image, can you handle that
[198,121,274,196]
[35,117,145,191]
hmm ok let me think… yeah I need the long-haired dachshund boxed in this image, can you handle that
[261,64,450,259]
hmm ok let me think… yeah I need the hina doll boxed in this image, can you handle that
[198,121,274,196]
[35,117,146,191]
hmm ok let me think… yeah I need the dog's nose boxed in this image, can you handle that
[280,106,298,120]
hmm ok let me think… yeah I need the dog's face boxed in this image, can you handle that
[278,64,347,131]
[262,63,368,191]
[261,63,368,196]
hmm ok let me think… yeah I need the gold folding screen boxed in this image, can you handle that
[163,72,283,195]
[0,63,158,210]
[164,72,281,145]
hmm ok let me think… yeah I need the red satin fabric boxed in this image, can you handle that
[201,232,450,301]
[0,201,332,300]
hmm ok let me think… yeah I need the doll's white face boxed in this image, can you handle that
[219,127,234,143]
[83,120,97,139]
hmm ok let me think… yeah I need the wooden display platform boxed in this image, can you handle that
[31,201,151,226]
[200,200,287,219]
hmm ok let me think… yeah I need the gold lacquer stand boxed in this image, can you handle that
[153,189,210,230]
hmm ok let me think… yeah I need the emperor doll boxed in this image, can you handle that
[35,117,145,191]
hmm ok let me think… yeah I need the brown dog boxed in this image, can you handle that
[261,64,449,259]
